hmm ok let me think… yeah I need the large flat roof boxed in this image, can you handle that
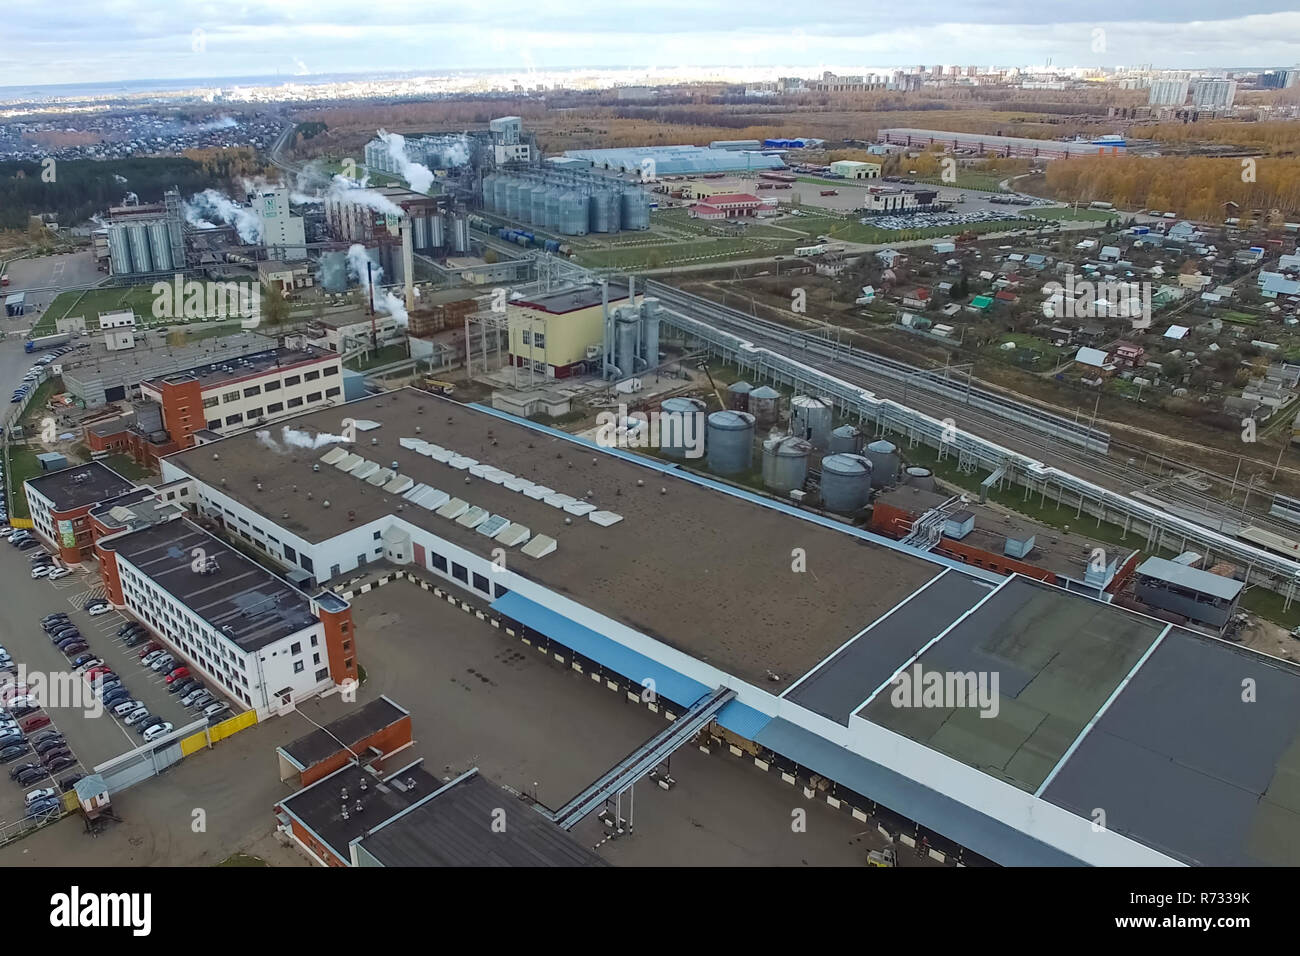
[163,389,943,690]
[142,345,333,392]
[25,461,136,512]
[358,770,609,867]
[104,517,319,653]
[514,282,630,315]
[280,696,409,769]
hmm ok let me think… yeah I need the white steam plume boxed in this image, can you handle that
[377,128,434,193]
[184,188,261,243]
[257,426,352,452]
[345,243,409,328]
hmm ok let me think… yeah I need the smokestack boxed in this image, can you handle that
[366,260,377,351]
[401,216,416,313]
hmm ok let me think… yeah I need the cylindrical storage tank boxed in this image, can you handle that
[589,190,615,233]
[659,397,707,459]
[621,188,650,230]
[615,307,639,377]
[604,188,623,232]
[865,439,900,488]
[641,298,660,370]
[749,386,780,428]
[482,175,498,211]
[707,410,756,476]
[412,214,430,251]
[791,394,833,448]
[107,226,133,275]
[728,380,752,411]
[506,180,526,221]
[451,217,470,253]
[545,188,563,232]
[430,214,445,248]
[558,191,589,236]
[492,176,508,213]
[904,466,936,491]
[762,435,812,493]
[147,221,173,272]
[530,185,550,227]
[128,223,152,273]
[829,424,863,455]
[820,454,874,513]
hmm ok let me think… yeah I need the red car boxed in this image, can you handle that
[19,713,50,732]
[165,667,190,684]
[85,666,112,681]
[137,642,161,660]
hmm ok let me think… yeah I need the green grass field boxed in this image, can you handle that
[4,445,41,520]
[39,285,259,338]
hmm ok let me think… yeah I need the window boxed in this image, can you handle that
[323,366,339,377]
[283,375,301,387]
[431,553,447,572]
[288,397,303,408]
[243,385,261,398]
[315,667,329,682]
[300,555,313,573]
[373,531,382,540]
[325,387,341,398]
[246,407,262,419]
[266,402,284,414]
[311,635,318,647]
[283,545,297,563]
[342,641,351,653]
[208,419,220,430]
[202,396,219,409]
[521,330,532,346]
[221,390,239,403]
[225,413,243,426]
[293,661,304,674]
[313,653,321,665]
[307,392,321,403]
[472,572,489,593]
[452,563,468,583]
[494,583,510,599]
[291,642,301,654]
[264,380,281,392]
[533,331,546,348]
[304,369,320,382]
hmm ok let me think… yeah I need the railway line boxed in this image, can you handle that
[646,280,1300,554]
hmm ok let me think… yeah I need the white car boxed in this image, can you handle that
[141,650,164,666]
[30,566,51,579]
[24,787,57,807]
[112,699,142,717]
[123,708,151,726]
[202,702,229,719]
[150,655,176,672]
[142,722,173,742]
[5,694,39,710]
[87,603,111,616]
[46,567,72,581]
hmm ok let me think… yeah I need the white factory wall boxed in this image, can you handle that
[198,360,345,433]
[115,551,331,716]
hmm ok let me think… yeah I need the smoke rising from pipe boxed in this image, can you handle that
[257,426,352,452]
[183,188,261,243]
[377,129,434,193]
[345,243,408,327]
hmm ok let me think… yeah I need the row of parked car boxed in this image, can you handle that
[132,621,230,721]
[11,346,74,405]
[0,632,81,822]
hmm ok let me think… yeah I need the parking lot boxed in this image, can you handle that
[0,532,201,831]
[2,252,102,319]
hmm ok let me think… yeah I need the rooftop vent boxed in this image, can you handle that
[212,452,219,460]
[312,464,320,472]
[323,500,330,508]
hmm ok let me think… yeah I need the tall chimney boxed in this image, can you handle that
[401,216,416,313]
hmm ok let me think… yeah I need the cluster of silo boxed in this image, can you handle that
[791,395,834,449]
[820,453,874,513]
[829,424,863,455]
[707,410,756,475]
[727,381,752,410]
[107,218,182,276]
[658,397,708,459]
[603,288,661,377]
[904,466,936,491]
[749,386,781,428]
[762,435,812,493]
[480,168,650,236]
[865,440,900,488]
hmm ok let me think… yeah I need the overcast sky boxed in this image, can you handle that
[4,0,1300,88]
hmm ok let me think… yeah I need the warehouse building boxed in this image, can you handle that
[878,128,1125,159]
[562,145,786,176]
[829,160,882,180]
[145,388,1300,866]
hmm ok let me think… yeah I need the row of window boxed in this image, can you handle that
[211,365,339,407]
[428,550,506,600]
[520,330,547,348]
[212,387,341,430]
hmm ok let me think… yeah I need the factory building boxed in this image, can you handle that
[507,282,636,379]
[83,345,343,467]
[861,187,940,214]
[105,190,186,277]
[324,186,453,279]
[145,387,1300,866]
[24,461,138,564]
[252,185,306,260]
[829,160,882,180]
[878,128,1125,159]
[303,307,405,354]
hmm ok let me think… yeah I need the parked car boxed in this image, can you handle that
[112,700,142,717]
[6,695,39,711]
[30,566,51,580]
[102,688,130,708]
[169,679,200,696]
[15,767,48,787]
[16,539,39,551]
[0,733,26,750]
[55,635,82,650]
[30,731,63,747]
[87,603,112,617]
[24,786,57,806]
[85,665,112,681]
[150,655,176,673]
[40,747,72,765]
[202,702,230,720]
[186,692,214,709]
[122,633,146,648]
[139,642,164,660]
[26,798,60,819]
[140,650,164,666]
[44,755,75,773]
[33,738,65,755]
[181,688,208,706]
[142,722,173,742]
[57,773,83,791]
[165,667,190,683]
[70,654,98,669]
[60,642,88,657]
[124,708,152,726]
[9,761,39,780]
[41,613,69,625]
[0,744,32,763]
[46,568,72,581]
[18,713,50,732]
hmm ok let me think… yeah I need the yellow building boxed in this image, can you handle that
[682,182,743,200]
[829,160,882,180]
[508,282,636,379]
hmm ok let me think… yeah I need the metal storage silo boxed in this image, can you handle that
[762,435,812,493]
[429,214,445,248]
[829,424,863,455]
[537,184,556,229]
[621,188,650,230]
[728,380,752,411]
[865,440,900,488]
[451,216,470,253]
[505,179,525,221]
[128,223,152,273]
[749,386,781,428]
[641,298,660,370]
[107,225,133,274]
[147,221,173,272]
[615,307,639,376]
[904,466,936,491]
[412,214,430,250]
[820,454,874,513]
[791,395,833,448]
[706,410,755,475]
[492,175,508,213]
[482,174,498,212]
[589,190,615,233]
[659,396,707,459]
[556,191,589,236]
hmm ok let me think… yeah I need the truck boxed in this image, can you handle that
[795,244,827,257]
[25,332,71,353]
[820,189,838,196]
